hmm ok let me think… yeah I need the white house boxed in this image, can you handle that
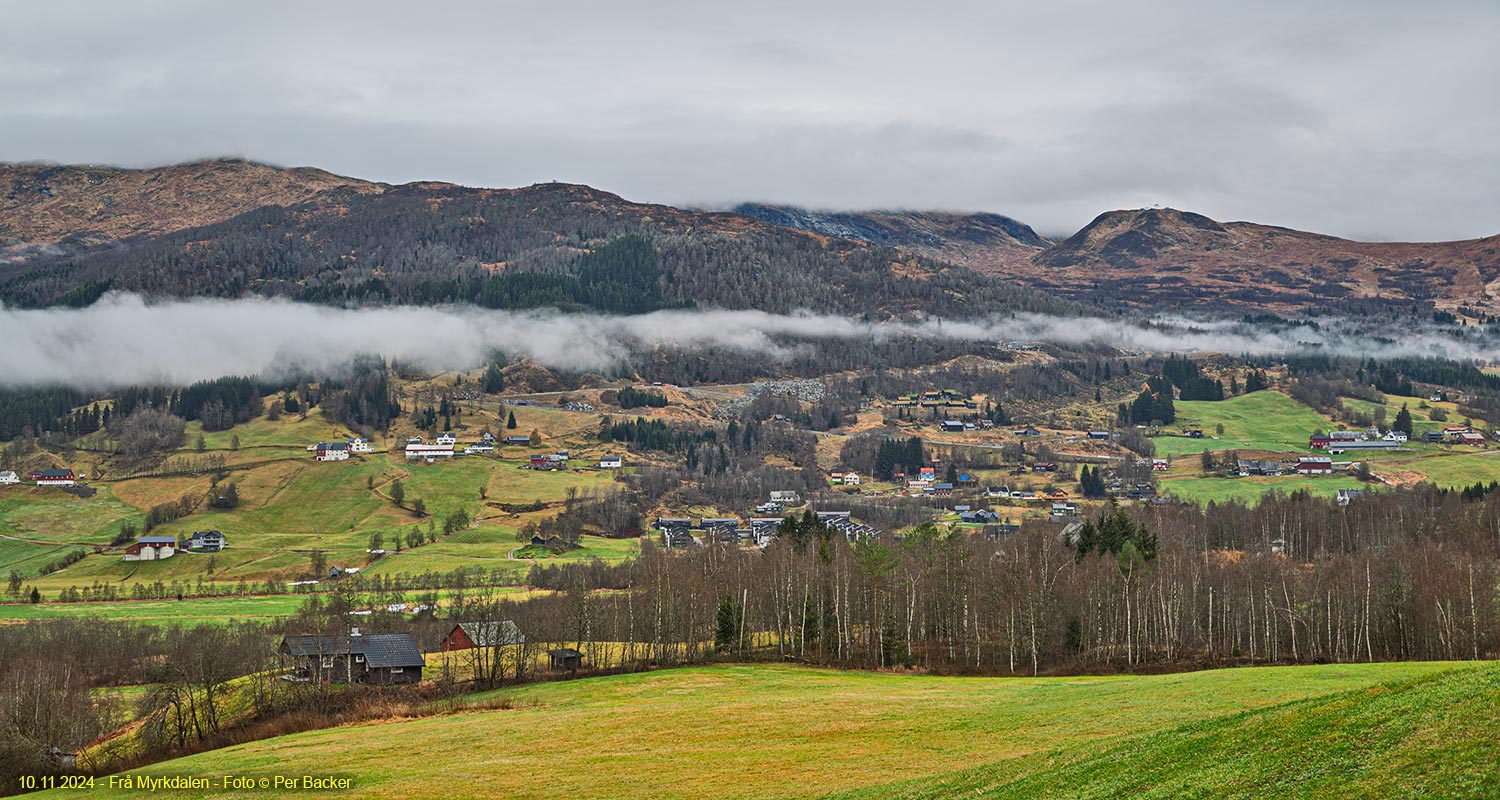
[347,437,374,453]
[405,443,455,460]
[0,471,18,485]
[770,490,800,504]
[315,442,350,462]
[187,530,226,552]
[1383,431,1408,443]
[843,472,861,486]
[435,432,457,446]
[123,536,177,561]
[599,454,623,469]
[466,442,495,454]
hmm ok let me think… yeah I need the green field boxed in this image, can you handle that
[836,664,1500,799]
[42,661,1475,800]
[0,593,312,625]
[1151,391,1333,458]
[1159,474,1373,505]
[4,414,627,592]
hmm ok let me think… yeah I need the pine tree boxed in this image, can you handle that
[507,411,518,429]
[1394,404,1414,437]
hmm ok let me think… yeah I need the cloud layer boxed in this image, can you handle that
[0,294,1493,389]
[1,1,1497,240]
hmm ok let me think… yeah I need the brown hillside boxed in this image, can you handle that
[731,203,1049,275]
[0,158,383,248]
[1028,208,1500,312]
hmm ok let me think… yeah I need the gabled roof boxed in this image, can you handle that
[136,536,177,545]
[35,469,74,478]
[282,633,425,668]
[452,621,524,647]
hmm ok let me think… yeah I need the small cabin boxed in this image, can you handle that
[548,647,584,672]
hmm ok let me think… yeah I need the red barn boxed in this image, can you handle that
[31,468,76,486]
[1309,435,1330,450]
[440,621,524,651]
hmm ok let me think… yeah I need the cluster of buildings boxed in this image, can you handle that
[0,468,81,487]
[1310,424,1490,454]
[1308,429,1406,454]
[120,530,226,561]
[402,432,515,461]
[889,389,977,409]
[655,506,880,548]
[528,451,569,470]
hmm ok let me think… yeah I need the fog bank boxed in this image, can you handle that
[0,294,1493,388]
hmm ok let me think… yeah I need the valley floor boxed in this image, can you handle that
[32,661,1492,800]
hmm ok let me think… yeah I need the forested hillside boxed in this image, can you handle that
[0,180,1083,318]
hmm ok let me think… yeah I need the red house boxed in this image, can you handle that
[439,621,524,651]
[31,468,76,486]
[1296,456,1333,475]
[1309,435,1330,450]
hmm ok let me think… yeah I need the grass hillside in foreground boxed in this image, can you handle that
[832,663,1500,799]
[40,662,1461,800]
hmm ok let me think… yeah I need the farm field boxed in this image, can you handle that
[41,661,1471,800]
[833,663,1500,799]
[1150,391,1332,458]
[1,396,629,592]
[0,585,539,626]
[1159,474,1371,505]
[0,593,311,625]
[1342,393,1480,436]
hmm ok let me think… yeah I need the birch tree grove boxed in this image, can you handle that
[506,487,1500,675]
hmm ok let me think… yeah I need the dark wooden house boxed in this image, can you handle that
[280,631,425,685]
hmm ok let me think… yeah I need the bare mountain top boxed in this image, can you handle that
[1030,208,1500,311]
[0,158,383,249]
[3,158,1497,314]
[732,203,1050,274]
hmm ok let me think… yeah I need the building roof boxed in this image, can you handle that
[35,469,73,478]
[452,621,524,647]
[136,535,178,545]
[282,633,425,668]
[549,647,583,658]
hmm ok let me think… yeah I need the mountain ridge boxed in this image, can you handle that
[3,159,1497,313]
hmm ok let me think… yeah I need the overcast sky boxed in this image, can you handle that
[2,0,1496,240]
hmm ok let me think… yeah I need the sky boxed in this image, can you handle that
[1,0,1496,241]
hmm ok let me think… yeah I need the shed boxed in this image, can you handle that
[548,647,584,672]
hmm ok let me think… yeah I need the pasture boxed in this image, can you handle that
[43,661,1471,800]
[1150,391,1332,458]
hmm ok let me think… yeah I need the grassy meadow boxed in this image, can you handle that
[1151,391,1333,457]
[0,398,636,622]
[38,661,1475,800]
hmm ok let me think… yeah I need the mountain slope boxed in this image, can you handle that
[0,159,383,253]
[732,203,1051,275]
[0,177,1082,318]
[1031,207,1500,312]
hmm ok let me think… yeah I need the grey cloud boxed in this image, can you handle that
[1,294,1494,390]
[0,0,1497,240]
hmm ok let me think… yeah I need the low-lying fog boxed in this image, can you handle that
[0,293,1493,388]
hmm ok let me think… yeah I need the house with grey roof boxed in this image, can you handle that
[280,630,425,685]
